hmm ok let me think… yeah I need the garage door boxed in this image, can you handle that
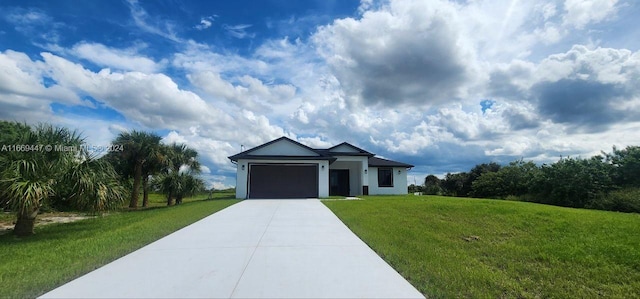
[248,164,318,199]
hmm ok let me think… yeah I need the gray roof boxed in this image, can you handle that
[229,137,412,168]
[368,157,414,168]
[228,137,330,162]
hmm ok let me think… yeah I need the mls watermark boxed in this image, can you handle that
[1,144,124,153]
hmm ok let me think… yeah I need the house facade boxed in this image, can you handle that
[228,137,413,199]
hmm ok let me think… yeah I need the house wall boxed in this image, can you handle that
[235,159,329,199]
[368,167,409,195]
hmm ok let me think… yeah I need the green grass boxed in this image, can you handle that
[142,191,235,208]
[324,195,640,298]
[0,196,239,298]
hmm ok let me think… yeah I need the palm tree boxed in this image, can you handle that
[111,131,162,208]
[0,121,31,210]
[175,173,205,204]
[153,172,204,205]
[0,123,125,236]
[165,143,201,173]
[140,147,167,207]
[161,143,201,205]
[58,157,127,212]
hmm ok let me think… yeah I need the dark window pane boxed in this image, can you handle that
[378,168,393,187]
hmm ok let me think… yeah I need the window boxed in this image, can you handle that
[378,168,393,187]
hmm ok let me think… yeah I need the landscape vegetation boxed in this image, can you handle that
[1,120,639,298]
[411,147,640,213]
[0,120,209,236]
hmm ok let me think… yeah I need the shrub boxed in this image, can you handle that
[531,156,614,208]
[589,188,640,213]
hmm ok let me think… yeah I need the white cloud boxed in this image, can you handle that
[538,3,558,20]
[3,7,64,44]
[24,52,293,153]
[222,24,255,39]
[126,0,181,42]
[173,41,270,75]
[535,45,639,84]
[42,52,219,129]
[71,42,162,73]
[0,50,80,105]
[196,19,212,30]
[199,165,211,174]
[188,71,296,111]
[563,0,619,29]
[195,16,217,30]
[313,0,477,107]
[297,136,333,148]
[210,181,232,190]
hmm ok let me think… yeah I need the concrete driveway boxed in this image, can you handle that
[41,199,424,298]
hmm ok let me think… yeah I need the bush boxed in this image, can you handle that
[531,156,614,208]
[589,188,640,213]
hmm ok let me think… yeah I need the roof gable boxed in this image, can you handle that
[228,137,321,161]
[327,142,373,156]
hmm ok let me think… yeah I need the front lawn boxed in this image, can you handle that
[0,197,239,298]
[324,195,640,298]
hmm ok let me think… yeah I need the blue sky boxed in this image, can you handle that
[1,0,639,189]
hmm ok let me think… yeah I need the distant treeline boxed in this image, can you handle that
[411,146,640,213]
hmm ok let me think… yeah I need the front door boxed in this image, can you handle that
[329,169,350,196]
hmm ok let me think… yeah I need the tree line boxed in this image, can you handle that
[411,146,640,213]
[0,121,206,236]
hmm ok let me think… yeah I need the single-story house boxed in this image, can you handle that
[228,137,414,199]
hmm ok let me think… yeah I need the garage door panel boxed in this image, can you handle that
[249,164,318,199]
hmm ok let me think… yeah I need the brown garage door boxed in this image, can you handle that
[248,164,318,199]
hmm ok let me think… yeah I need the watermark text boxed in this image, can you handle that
[1,144,124,153]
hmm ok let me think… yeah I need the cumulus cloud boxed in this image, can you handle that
[173,42,269,75]
[563,0,620,29]
[297,136,333,148]
[531,79,624,130]
[0,50,80,104]
[495,46,640,131]
[8,52,290,154]
[501,102,541,130]
[486,45,640,131]
[209,180,233,190]
[42,52,218,129]
[71,42,162,73]
[313,0,476,107]
[188,71,296,110]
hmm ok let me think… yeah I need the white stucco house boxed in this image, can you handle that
[228,137,414,199]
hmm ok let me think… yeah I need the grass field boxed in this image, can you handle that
[142,190,235,207]
[324,195,640,298]
[0,194,238,298]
